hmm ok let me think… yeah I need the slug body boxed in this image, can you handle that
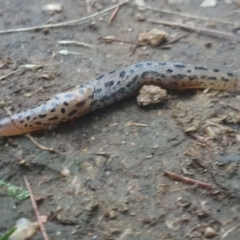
[0,61,239,136]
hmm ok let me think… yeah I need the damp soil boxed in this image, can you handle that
[1,0,240,239]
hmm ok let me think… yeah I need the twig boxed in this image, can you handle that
[99,37,145,46]
[148,19,233,38]
[58,40,96,48]
[108,5,120,24]
[164,170,213,189]
[221,225,240,239]
[159,33,190,49]
[0,1,127,34]
[126,122,149,127]
[23,175,49,240]
[93,152,112,158]
[25,134,59,154]
[3,106,12,116]
[0,69,20,81]
[144,5,240,27]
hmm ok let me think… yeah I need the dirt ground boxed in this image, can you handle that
[1,0,240,239]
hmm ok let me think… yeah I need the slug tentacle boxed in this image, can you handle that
[0,61,239,136]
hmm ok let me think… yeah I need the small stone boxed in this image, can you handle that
[135,13,145,21]
[138,29,168,47]
[102,35,115,43]
[42,28,50,34]
[94,2,103,10]
[56,205,63,211]
[61,167,71,177]
[42,3,62,14]
[137,85,167,106]
[204,227,218,238]
[200,0,217,7]
[104,210,117,219]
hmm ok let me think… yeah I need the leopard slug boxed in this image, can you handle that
[0,61,239,136]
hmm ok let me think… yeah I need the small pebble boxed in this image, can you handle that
[61,167,71,177]
[204,227,218,238]
[135,13,145,21]
[42,3,62,14]
[138,29,168,47]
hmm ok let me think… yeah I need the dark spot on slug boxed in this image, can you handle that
[129,69,134,74]
[158,62,167,66]
[24,124,28,127]
[200,75,208,79]
[38,114,47,118]
[172,74,187,79]
[20,120,24,123]
[33,117,37,120]
[132,75,138,81]
[109,70,116,74]
[118,87,125,94]
[119,71,126,78]
[221,77,229,82]
[135,63,144,68]
[141,71,150,78]
[49,116,59,121]
[63,102,68,106]
[195,66,208,71]
[26,116,30,120]
[91,100,98,106]
[61,108,65,114]
[104,80,114,87]
[213,68,220,72]
[167,69,173,73]
[68,109,78,117]
[126,83,132,88]
[94,88,102,94]
[35,122,42,125]
[146,62,152,65]
[110,92,117,98]
[187,70,192,73]
[174,63,186,68]
[96,74,104,81]
[227,72,234,77]
[188,75,198,81]
[157,73,166,78]
[208,76,217,80]
[50,108,56,112]
[76,100,86,107]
